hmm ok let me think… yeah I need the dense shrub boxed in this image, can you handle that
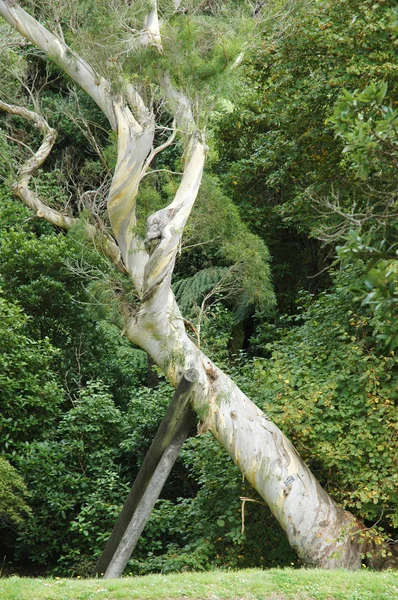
[243,270,398,544]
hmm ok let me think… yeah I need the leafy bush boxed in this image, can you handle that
[0,293,63,454]
[0,456,31,528]
[244,270,398,543]
[15,382,129,571]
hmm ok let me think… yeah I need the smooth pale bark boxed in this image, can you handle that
[107,103,154,291]
[141,0,162,50]
[0,0,365,570]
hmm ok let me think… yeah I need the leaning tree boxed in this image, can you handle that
[0,0,366,572]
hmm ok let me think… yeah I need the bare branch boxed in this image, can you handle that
[182,236,222,252]
[196,266,238,347]
[310,186,398,243]
[4,133,35,155]
[0,99,126,273]
[141,169,183,179]
[64,89,111,172]
[139,119,178,181]
[0,98,71,225]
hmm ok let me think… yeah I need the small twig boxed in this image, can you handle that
[141,168,183,179]
[359,511,384,534]
[240,497,266,534]
[4,133,36,155]
[139,119,177,181]
[306,263,334,279]
[196,266,238,347]
[182,236,222,252]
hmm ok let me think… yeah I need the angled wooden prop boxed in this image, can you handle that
[96,369,199,578]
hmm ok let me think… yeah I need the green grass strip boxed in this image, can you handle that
[0,568,397,600]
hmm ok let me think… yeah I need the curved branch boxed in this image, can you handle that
[0,99,72,228]
[139,120,177,182]
[0,0,118,127]
[0,0,149,131]
[142,132,206,307]
[0,99,126,273]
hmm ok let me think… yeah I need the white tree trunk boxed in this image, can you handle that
[0,0,364,569]
[126,294,362,569]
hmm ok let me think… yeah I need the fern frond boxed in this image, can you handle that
[173,266,229,313]
[231,289,252,324]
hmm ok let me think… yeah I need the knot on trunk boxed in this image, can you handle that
[144,207,175,255]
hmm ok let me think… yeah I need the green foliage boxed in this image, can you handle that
[15,381,129,571]
[244,270,398,539]
[22,0,251,114]
[134,180,166,239]
[332,81,398,179]
[199,303,236,361]
[214,0,398,309]
[173,266,229,312]
[120,378,172,463]
[0,186,53,236]
[174,175,275,323]
[336,233,398,350]
[328,81,398,350]
[65,214,140,331]
[0,228,84,336]
[389,6,398,33]
[0,292,63,454]
[158,11,250,110]
[0,23,28,100]
[361,260,398,350]
[0,189,87,341]
[0,456,31,528]
[0,191,146,406]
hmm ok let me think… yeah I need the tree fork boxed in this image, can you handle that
[95,369,199,577]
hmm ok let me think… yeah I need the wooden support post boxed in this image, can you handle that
[95,368,199,578]
[104,424,189,578]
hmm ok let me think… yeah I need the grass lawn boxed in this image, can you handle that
[0,568,397,600]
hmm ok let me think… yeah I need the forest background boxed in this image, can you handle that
[0,0,397,577]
